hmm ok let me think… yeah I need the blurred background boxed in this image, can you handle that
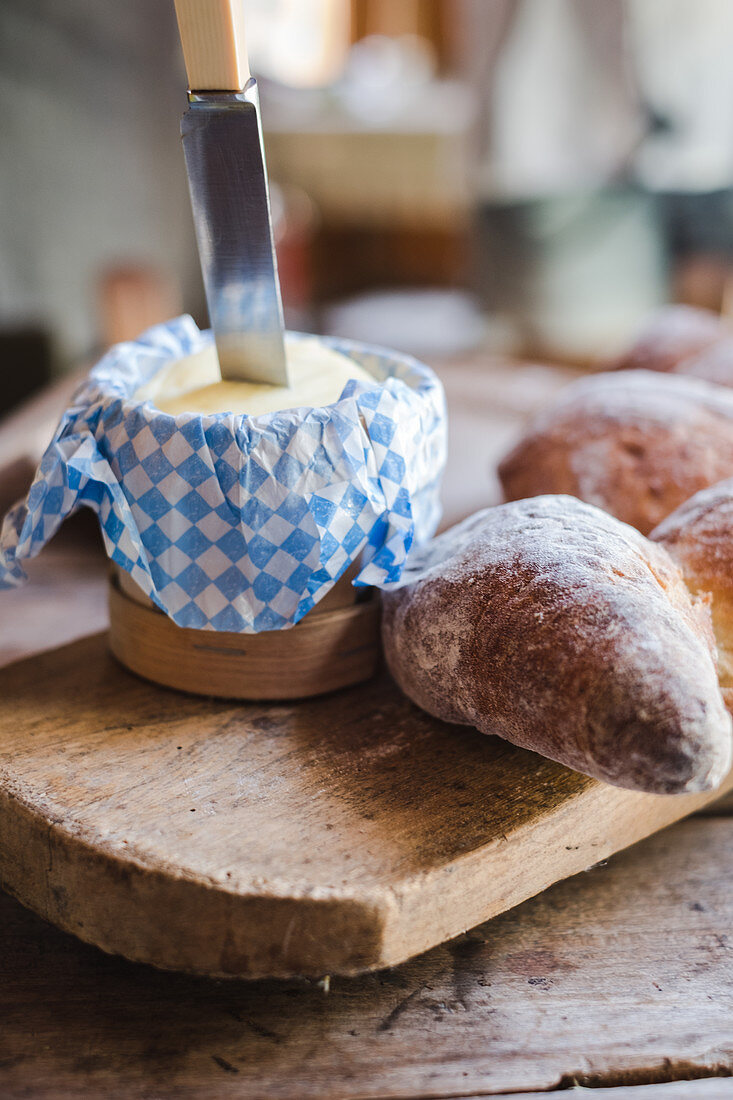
[3,0,733,414]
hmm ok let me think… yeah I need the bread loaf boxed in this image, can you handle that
[673,337,733,389]
[498,371,733,535]
[651,478,733,710]
[382,496,732,794]
[612,305,728,376]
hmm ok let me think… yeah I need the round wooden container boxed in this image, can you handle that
[108,565,381,701]
[89,328,444,704]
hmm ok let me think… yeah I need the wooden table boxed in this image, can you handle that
[1,356,733,1099]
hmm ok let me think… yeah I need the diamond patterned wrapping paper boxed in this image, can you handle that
[0,316,447,632]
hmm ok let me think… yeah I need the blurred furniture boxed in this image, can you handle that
[350,0,458,70]
[673,254,733,316]
[259,5,474,301]
[464,0,733,361]
[664,190,733,316]
[315,224,469,300]
[0,264,180,514]
[98,264,182,347]
[475,188,667,364]
[0,369,85,515]
[262,79,472,256]
[0,327,54,419]
[263,95,472,297]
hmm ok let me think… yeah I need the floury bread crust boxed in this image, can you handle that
[611,305,733,389]
[382,497,732,795]
[498,371,733,535]
[673,337,733,389]
[652,479,733,710]
[611,305,728,376]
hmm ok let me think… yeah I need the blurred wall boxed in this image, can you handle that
[0,0,202,368]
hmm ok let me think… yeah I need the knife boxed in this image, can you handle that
[173,0,289,386]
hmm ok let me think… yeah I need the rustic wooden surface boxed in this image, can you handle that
[3,625,731,981]
[1,786,732,1098]
[1,353,732,1097]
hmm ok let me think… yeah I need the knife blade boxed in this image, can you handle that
[174,0,288,386]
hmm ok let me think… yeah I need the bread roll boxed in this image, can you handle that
[674,336,733,389]
[612,305,728,375]
[382,496,732,795]
[498,371,733,535]
[651,478,733,710]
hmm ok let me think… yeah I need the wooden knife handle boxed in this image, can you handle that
[173,0,250,92]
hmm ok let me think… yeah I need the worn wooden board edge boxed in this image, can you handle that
[0,785,388,979]
[3,780,727,983]
[2,637,732,980]
[2,818,733,1100]
[375,764,733,970]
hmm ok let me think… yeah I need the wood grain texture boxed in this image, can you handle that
[108,576,381,700]
[1,817,732,1098]
[1,633,731,980]
[173,0,250,91]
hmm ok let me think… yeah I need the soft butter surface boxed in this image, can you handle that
[135,334,375,416]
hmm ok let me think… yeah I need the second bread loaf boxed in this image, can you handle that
[499,371,733,535]
[382,496,732,794]
[651,478,733,709]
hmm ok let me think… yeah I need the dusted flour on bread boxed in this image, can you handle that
[382,496,732,795]
[612,305,728,375]
[652,478,733,708]
[674,336,733,390]
[499,371,733,535]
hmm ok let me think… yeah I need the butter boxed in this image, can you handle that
[135,334,375,417]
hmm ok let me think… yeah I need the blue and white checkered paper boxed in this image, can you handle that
[0,316,446,632]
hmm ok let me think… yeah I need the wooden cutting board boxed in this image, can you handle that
[1,633,730,981]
